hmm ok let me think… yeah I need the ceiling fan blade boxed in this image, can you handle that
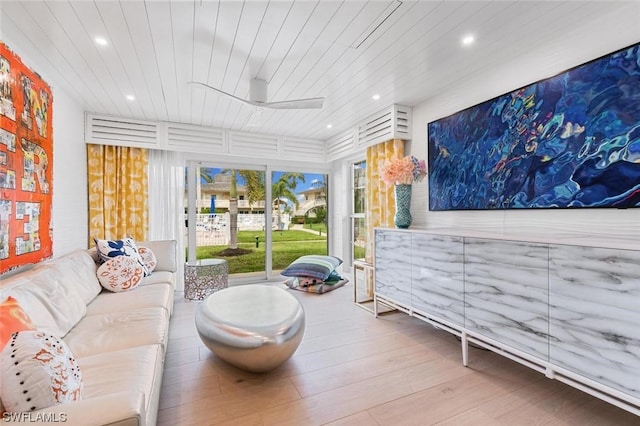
[262,97,324,109]
[188,81,259,107]
[189,81,324,110]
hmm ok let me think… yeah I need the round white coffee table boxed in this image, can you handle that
[195,284,305,372]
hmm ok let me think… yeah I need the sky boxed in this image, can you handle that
[202,168,325,195]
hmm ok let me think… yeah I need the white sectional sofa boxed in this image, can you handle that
[0,240,177,426]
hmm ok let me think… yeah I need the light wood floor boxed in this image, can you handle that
[157,281,639,426]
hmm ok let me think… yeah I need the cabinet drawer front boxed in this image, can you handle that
[375,230,412,306]
[464,238,549,359]
[411,234,464,325]
[549,245,640,399]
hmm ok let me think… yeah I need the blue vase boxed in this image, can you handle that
[394,184,412,229]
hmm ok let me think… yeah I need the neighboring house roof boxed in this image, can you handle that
[201,182,247,193]
[297,187,324,196]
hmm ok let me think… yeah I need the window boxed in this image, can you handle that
[351,160,366,263]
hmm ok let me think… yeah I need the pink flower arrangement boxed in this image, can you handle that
[380,155,427,185]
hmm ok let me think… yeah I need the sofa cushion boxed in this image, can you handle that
[94,237,149,276]
[1,331,83,413]
[1,268,87,338]
[86,283,174,317]
[96,256,144,292]
[63,307,168,358]
[78,344,164,426]
[0,296,35,351]
[141,270,174,287]
[136,240,177,273]
[37,250,102,305]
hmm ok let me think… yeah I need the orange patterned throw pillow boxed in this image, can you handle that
[137,246,157,274]
[1,331,83,413]
[96,256,144,292]
[0,296,36,352]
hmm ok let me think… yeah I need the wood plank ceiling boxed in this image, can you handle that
[1,1,639,141]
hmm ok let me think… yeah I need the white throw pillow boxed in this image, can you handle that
[94,237,149,276]
[1,331,83,413]
[137,246,157,274]
[96,256,144,292]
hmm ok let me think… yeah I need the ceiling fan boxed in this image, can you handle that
[189,78,324,110]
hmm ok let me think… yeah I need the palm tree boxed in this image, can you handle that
[218,169,239,250]
[219,169,266,254]
[238,170,265,210]
[272,172,305,229]
[309,176,328,226]
[197,168,214,214]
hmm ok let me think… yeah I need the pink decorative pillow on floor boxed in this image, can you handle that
[1,331,83,413]
[96,256,144,292]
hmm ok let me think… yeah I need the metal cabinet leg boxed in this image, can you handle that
[462,332,469,366]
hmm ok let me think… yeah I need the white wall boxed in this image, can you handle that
[51,87,88,256]
[409,35,640,244]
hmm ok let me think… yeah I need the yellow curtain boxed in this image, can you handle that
[87,144,149,244]
[364,139,405,295]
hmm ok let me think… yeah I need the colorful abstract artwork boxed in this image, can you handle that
[0,42,53,274]
[428,43,640,211]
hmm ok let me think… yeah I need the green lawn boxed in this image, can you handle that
[303,223,327,234]
[237,230,323,243]
[354,245,366,260]
[195,230,327,274]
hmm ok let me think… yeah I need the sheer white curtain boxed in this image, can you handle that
[148,149,185,291]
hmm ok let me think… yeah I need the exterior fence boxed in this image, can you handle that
[186,213,291,246]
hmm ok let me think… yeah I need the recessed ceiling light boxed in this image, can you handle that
[326,124,333,129]
[126,94,135,101]
[462,34,475,46]
[372,94,380,100]
[94,37,108,46]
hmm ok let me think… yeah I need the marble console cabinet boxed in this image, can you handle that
[374,228,640,416]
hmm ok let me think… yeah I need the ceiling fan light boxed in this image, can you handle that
[250,79,268,103]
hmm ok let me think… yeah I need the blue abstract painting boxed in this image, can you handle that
[428,43,640,210]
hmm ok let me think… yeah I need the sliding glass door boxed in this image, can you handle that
[186,162,329,282]
[186,164,268,281]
